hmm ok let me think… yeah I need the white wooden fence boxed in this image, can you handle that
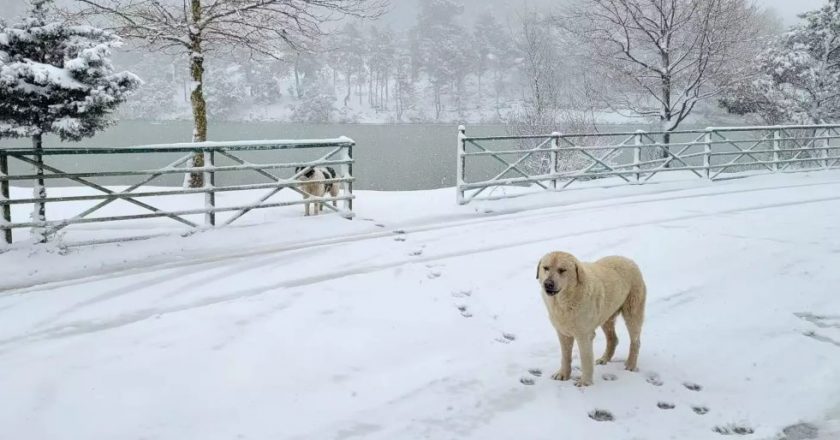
[0,138,355,246]
[456,124,840,204]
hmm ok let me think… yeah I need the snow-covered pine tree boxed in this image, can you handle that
[721,1,840,124]
[0,0,140,243]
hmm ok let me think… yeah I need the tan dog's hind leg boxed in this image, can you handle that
[552,333,574,381]
[621,283,646,372]
[576,332,595,387]
[597,312,620,365]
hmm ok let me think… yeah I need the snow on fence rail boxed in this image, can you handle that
[456,124,840,204]
[0,138,355,246]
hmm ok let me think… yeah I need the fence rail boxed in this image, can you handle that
[0,137,355,246]
[456,124,840,204]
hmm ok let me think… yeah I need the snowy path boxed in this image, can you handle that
[2,172,840,439]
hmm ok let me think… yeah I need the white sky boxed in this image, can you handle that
[0,0,831,32]
[761,0,828,24]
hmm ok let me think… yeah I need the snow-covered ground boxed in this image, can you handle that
[2,171,840,439]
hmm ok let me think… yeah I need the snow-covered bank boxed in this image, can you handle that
[2,171,840,439]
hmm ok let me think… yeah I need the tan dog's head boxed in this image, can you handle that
[536,252,585,297]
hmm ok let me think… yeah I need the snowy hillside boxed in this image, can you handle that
[2,171,840,439]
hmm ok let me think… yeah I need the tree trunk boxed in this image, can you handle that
[31,133,46,243]
[434,86,442,120]
[494,68,502,120]
[187,0,207,188]
[662,130,672,165]
[368,71,375,107]
[477,72,482,102]
[456,78,464,116]
[344,73,352,107]
[660,40,673,167]
[294,54,303,98]
[395,81,402,120]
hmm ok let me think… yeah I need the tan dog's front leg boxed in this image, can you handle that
[304,198,310,216]
[575,332,595,387]
[552,333,574,381]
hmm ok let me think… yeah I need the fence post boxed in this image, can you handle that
[0,150,11,245]
[204,149,215,227]
[773,129,781,172]
[32,136,47,243]
[823,128,831,169]
[340,140,354,216]
[633,130,643,183]
[550,132,560,190]
[457,125,466,205]
[704,129,712,179]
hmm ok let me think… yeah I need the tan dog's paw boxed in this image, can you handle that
[551,369,572,381]
[596,357,610,365]
[624,363,639,372]
[575,378,593,387]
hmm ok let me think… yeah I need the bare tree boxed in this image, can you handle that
[562,0,762,157]
[515,11,561,120]
[508,11,595,175]
[70,0,386,186]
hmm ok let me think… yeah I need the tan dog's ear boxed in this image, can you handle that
[536,259,542,279]
[575,261,586,285]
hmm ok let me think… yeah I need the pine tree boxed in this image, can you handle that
[721,1,840,124]
[0,0,140,242]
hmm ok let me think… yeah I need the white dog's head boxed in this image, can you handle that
[536,252,586,297]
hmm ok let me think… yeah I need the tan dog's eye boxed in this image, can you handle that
[558,268,567,274]
[543,266,549,272]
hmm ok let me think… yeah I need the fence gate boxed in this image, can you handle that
[0,138,355,247]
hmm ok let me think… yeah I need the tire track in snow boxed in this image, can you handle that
[3,193,840,350]
[5,178,840,295]
[29,246,328,329]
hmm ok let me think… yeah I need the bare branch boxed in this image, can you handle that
[559,0,762,134]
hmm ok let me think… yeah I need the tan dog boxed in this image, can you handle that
[295,166,340,216]
[537,251,646,387]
